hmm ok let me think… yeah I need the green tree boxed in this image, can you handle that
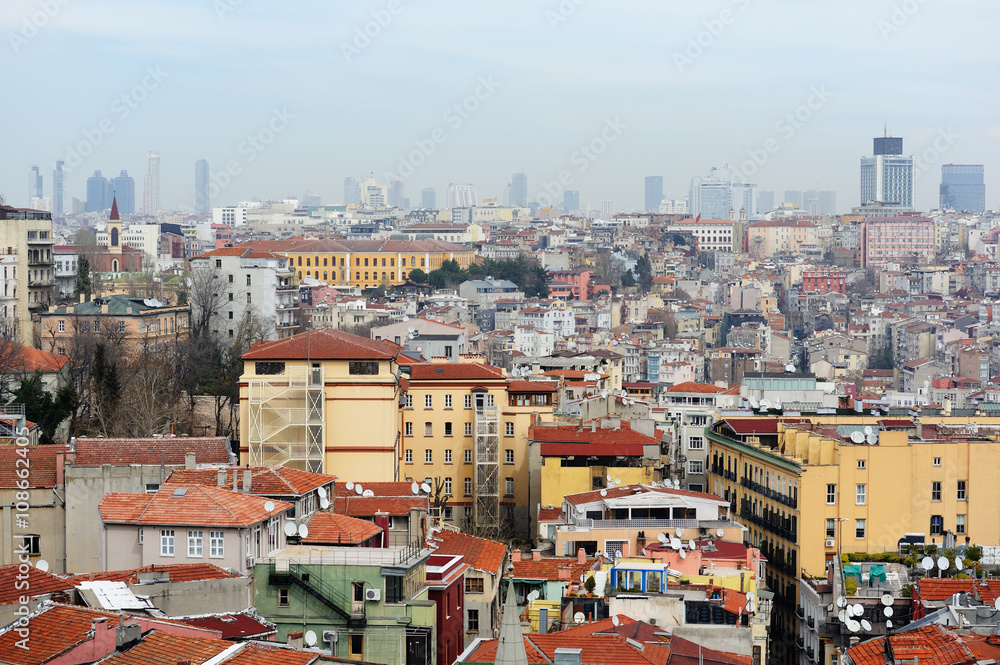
[408,268,428,284]
[76,254,92,298]
[621,271,636,288]
[9,374,77,444]
[635,255,653,293]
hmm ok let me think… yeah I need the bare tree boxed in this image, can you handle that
[189,267,227,340]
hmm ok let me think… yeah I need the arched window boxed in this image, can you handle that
[110,227,119,247]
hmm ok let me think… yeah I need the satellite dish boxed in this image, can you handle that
[994,597,1000,611]
[716,528,725,538]
[955,556,964,569]
[845,604,855,617]
[921,556,934,571]
[411,482,420,495]
[614,478,621,485]
[838,610,847,623]
[881,594,893,606]
[675,527,684,537]
[298,524,309,538]
[759,399,770,411]
[345,481,355,491]
[867,433,878,445]
[284,522,297,537]
[600,489,607,496]
[852,604,863,616]
[673,479,681,489]
[317,486,327,499]
[886,620,893,629]
[320,496,330,510]
[836,597,847,608]
[679,548,687,559]
[264,501,275,512]
[688,540,696,550]
[746,592,756,603]
[884,607,893,617]
[580,574,587,582]
[863,426,873,435]
[612,616,620,626]
[421,483,432,493]
[658,533,667,543]
[861,619,872,631]
[746,601,756,613]
[527,590,540,602]
[305,630,317,647]
[573,612,585,624]
[671,537,683,550]
[847,619,861,633]
[937,556,949,571]
[850,431,864,443]
[641,548,647,556]
[748,396,759,409]
[785,364,795,372]
[355,485,363,495]
[363,490,374,498]
[35,560,49,572]
[607,474,613,482]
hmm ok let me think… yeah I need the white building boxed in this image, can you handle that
[513,325,554,357]
[360,176,388,209]
[670,218,742,254]
[517,306,575,340]
[659,382,733,493]
[689,167,757,220]
[213,206,250,227]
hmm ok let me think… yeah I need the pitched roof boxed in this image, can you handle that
[507,380,558,393]
[301,512,383,545]
[174,612,276,640]
[66,563,242,585]
[99,485,292,527]
[242,328,399,361]
[72,436,231,466]
[165,466,335,497]
[48,295,182,317]
[917,577,975,601]
[511,556,596,582]
[846,625,977,665]
[666,381,726,394]
[0,565,74,604]
[428,529,506,574]
[90,630,229,665]
[532,422,659,457]
[0,445,67,488]
[564,484,725,506]
[0,342,68,373]
[465,632,665,665]
[407,362,505,381]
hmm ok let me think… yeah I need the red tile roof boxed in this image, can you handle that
[465,632,665,665]
[538,507,563,522]
[242,328,399,361]
[72,436,231,466]
[66,563,242,585]
[846,625,977,665]
[165,466,335,497]
[94,630,229,665]
[407,363,505,381]
[507,380,558,393]
[977,580,1000,605]
[917,577,975,601]
[512,556,596,582]
[174,613,275,640]
[0,564,75,604]
[668,635,751,665]
[0,342,68,373]
[334,495,425,516]
[0,445,67,488]
[302,512,382,545]
[99,485,292,527]
[666,382,726,394]
[533,421,659,457]
[428,529,506,574]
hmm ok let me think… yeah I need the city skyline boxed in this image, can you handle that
[2,1,998,213]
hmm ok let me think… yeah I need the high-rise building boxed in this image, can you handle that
[194,159,210,213]
[818,190,837,215]
[28,166,42,202]
[143,151,161,214]
[784,190,803,209]
[110,170,136,215]
[860,135,913,209]
[359,176,387,209]
[690,168,757,220]
[757,190,775,215]
[644,175,663,213]
[387,179,404,208]
[421,187,436,209]
[602,199,614,218]
[86,170,111,212]
[510,172,528,208]
[343,177,359,205]
[446,183,477,208]
[940,164,985,213]
[563,190,580,212]
[798,190,837,216]
[52,161,64,215]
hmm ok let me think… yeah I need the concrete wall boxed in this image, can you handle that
[0,489,66,573]
[105,523,264,576]
[125,576,251,617]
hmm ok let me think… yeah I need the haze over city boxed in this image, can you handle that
[3,0,999,213]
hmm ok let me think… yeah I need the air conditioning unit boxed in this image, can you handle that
[246,556,256,567]
[323,630,338,643]
[365,588,381,601]
[825,538,836,548]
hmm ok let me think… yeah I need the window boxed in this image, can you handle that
[464,395,472,409]
[487,394,494,407]
[505,449,514,464]
[690,415,708,426]
[505,422,514,436]
[505,477,514,496]
[445,345,453,357]
[957,481,967,501]
[187,530,203,557]
[689,460,704,475]
[145,483,160,494]
[444,422,453,437]
[425,394,433,409]
[277,587,290,607]
[161,529,175,556]
[246,274,252,286]
[404,394,412,409]
[405,422,413,437]
[138,529,143,544]
[350,635,364,658]
[956,514,966,534]
[931,481,941,502]
[93,320,100,333]
[688,436,704,450]
[424,422,432,437]
[445,449,453,464]
[933,457,941,466]
[855,519,866,540]
[444,394,452,409]
[466,578,484,593]
[826,518,836,538]
[57,320,64,332]
[21,534,40,556]
[349,362,379,375]
[228,292,234,301]
[468,608,480,632]
[405,449,413,463]
[210,531,224,558]
[117,321,125,333]
[464,449,472,464]
[246,293,252,303]
[464,422,472,437]
[256,362,285,375]
[826,483,837,505]
[930,515,943,536]
[386,575,404,604]
[444,478,452,495]
[464,478,472,496]
[856,484,866,505]
[857,460,866,469]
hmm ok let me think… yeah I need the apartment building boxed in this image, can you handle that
[0,205,54,345]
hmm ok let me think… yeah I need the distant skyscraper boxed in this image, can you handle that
[143,151,161,214]
[194,159,210,213]
[860,135,913,209]
[446,183,477,208]
[86,170,110,212]
[602,199,614,218]
[359,175,387,208]
[343,177,360,205]
[463,184,477,207]
[818,190,837,215]
[110,170,136,215]
[563,190,580,212]
[421,187,436,209]
[510,172,528,207]
[784,190,804,209]
[387,179,404,208]
[28,166,42,202]
[644,176,663,213]
[940,164,985,213]
[52,161,64,215]
[757,190,775,215]
[690,168,756,220]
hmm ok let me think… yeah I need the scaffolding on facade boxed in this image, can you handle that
[246,365,324,473]
[473,404,500,537]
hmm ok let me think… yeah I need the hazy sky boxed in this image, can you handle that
[3,0,998,214]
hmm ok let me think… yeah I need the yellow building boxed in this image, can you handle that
[706,415,1000,651]
[237,238,475,291]
[400,359,556,538]
[745,220,818,259]
[240,329,403,479]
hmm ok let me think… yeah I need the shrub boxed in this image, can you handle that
[900,584,913,598]
[902,556,914,567]
[845,578,858,596]
[584,576,596,594]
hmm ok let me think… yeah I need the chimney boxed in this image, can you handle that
[558,567,571,580]
[55,450,65,486]
[512,549,522,562]
[590,420,596,432]
[79,292,85,304]
[217,468,226,487]
[621,541,631,558]
[539,608,548,633]
[232,470,239,492]
[577,548,586,565]
[242,469,252,493]
[184,452,196,470]
[532,549,541,561]
[554,648,582,665]
[286,631,304,649]
[101,303,109,314]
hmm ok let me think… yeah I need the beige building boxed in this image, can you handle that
[0,205,55,345]
[746,220,818,259]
